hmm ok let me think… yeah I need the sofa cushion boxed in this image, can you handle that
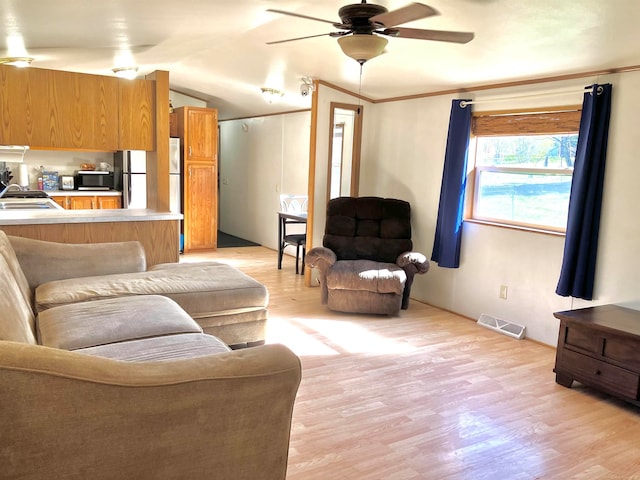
[75,333,230,361]
[0,254,37,344]
[8,235,146,291]
[35,263,269,324]
[38,295,202,351]
[326,260,406,295]
[0,231,33,309]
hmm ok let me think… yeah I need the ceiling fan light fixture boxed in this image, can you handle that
[261,87,284,104]
[0,57,33,68]
[112,66,139,80]
[337,34,388,64]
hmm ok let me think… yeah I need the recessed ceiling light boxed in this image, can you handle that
[0,57,34,68]
[112,66,139,80]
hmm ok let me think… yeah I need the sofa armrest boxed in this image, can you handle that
[305,247,337,304]
[0,341,301,480]
[396,252,430,310]
[8,236,147,290]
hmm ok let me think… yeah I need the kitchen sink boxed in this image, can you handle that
[0,190,50,199]
[0,198,63,210]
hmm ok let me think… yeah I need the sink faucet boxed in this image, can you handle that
[0,183,25,198]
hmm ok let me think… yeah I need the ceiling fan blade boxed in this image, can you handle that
[266,9,338,26]
[389,27,474,44]
[266,33,335,45]
[370,3,439,28]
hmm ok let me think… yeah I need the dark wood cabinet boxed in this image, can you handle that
[554,305,640,404]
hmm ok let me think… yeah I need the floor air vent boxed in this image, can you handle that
[477,314,526,339]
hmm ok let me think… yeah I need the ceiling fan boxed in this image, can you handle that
[267,1,474,63]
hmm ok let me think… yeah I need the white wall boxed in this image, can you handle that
[311,85,373,249]
[170,90,207,109]
[361,71,640,346]
[218,111,310,248]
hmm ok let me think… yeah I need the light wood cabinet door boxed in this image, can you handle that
[52,195,121,210]
[0,64,156,151]
[49,196,69,209]
[118,78,154,150]
[185,107,217,162]
[0,65,119,149]
[0,66,31,146]
[68,196,95,209]
[32,69,119,150]
[96,196,122,209]
[183,163,217,250]
[175,106,218,252]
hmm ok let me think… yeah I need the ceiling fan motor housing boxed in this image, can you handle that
[337,3,388,33]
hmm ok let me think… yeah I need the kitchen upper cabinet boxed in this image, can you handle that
[0,64,156,151]
[180,107,218,162]
[175,106,218,252]
[0,66,119,150]
[0,66,32,146]
[118,78,154,150]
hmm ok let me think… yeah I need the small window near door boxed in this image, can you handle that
[468,108,581,233]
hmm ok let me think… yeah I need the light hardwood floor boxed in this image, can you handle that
[183,247,640,480]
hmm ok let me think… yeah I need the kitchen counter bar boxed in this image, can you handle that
[0,208,181,225]
[0,209,183,266]
[45,190,122,197]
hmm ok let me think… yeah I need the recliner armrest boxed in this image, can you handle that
[305,247,337,270]
[396,251,430,275]
[396,252,430,310]
[304,247,337,305]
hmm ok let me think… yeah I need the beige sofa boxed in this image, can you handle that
[0,231,301,479]
[8,234,269,347]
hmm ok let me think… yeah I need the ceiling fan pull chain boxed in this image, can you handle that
[358,62,363,115]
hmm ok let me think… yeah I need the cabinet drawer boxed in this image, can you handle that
[603,336,640,371]
[560,349,640,400]
[564,324,600,354]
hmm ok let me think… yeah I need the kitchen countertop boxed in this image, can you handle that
[44,190,122,196]
[0,208,182,225]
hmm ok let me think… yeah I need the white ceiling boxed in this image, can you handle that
[2,0,639,119]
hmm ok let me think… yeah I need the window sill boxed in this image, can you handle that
[464,218,566,237]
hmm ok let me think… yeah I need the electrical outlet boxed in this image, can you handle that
[499,285,508,300]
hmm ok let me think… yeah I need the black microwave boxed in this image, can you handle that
[74,171,115,191]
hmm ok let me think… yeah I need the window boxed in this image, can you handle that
[468,108,581,233]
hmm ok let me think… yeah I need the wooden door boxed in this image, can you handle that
[183,162,217,250]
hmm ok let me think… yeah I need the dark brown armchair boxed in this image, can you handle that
[305,197,429,315]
